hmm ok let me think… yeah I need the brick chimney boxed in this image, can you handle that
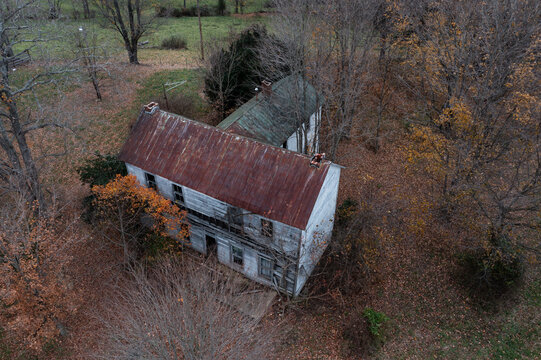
[144,102,159,114]
[261,80,272,96]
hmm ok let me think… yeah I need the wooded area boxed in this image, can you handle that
[1,0,539,359]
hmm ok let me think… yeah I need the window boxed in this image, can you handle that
[227,207,244,232]
[145,173,157,190]
[231,245,243,266]
[259,256,273,280]
[273,264,295,294]
[261,219,273,238]
[172,184,184,206]
[282,141,287,149]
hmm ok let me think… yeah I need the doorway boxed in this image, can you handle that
[206,234,217,257]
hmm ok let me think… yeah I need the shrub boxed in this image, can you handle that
[336,197,358,226]
[161,35,187,50]
[217,0,226,15]
[363,308,389,342]
[76,153,127,223]
[342,307,389,357]
[155,5,216,17]
[458,232,524,299]
[263,0,275,9]
[77,152,127,187]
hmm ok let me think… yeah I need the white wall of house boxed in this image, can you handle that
[125,162,304,294]
[295,163,341,295]
[286,107,321,153]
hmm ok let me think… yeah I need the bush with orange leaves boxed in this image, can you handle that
[91,174,190,266]
[0,197,83,352]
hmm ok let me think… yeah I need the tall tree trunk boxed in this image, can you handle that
[235,0,239,14]
[6,99,45,209]
[197,0,204,60]
[82,0,91,19]
[127,44,138,64]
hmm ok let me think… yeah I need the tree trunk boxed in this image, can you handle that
[128,47,138,64]
[6,99,45,209]
[197,0,204,60]
[90,71,102,101]
[82,0,91,19]
[235,0,239,14]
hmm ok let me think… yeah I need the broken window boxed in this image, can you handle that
[261,219,273,238]
[172,183,184,206]
[231,245,243,266]
[227,206,244,232]
[145,173,157,190]
[273,263,295,294]
[259,256,273,280]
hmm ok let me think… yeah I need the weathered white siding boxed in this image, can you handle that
[125,163,304,293]
[296,163,341,295]
[286,107,321,153]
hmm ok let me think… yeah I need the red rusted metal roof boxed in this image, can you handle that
[119,107,331,229]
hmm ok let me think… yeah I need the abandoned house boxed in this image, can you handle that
[119,90,339,297]
[217,75,322,154]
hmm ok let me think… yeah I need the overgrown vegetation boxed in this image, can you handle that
[160,34,188,50]
[203,24,289,120]
[458,234,524,300]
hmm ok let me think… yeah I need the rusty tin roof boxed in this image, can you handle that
[119,108,331,230]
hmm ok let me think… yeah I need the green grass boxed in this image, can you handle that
[14,16,265,61]
[135,68,206,110]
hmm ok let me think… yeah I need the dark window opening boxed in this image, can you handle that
[231,245,243,266]
[282,141,287,148]
[206,234,217,257]
[145,173,157,190]
[261,219,273,238]
[227,206,244,231]
[172,184,184,206]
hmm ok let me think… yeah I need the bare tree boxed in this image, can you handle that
[265,0,380,158]
[94,0,156,64]
[45,0,61,19]
[94,257,278,360]
[1,0,75,210]
[73,26,113,101]
[397,0,541,248]
[197,0,204,60]
[82,0,92,18]
[203,40,241,121]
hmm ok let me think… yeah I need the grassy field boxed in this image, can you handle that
[15,15,265,61]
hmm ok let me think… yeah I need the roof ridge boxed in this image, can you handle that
[156,108,331,164]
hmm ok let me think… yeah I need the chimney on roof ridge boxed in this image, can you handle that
[144,102,159,114]
[310,153,325,168]
[261,80,272,96]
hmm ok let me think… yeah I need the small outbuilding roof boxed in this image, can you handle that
[217,75,321,147]
[119,107,332,229]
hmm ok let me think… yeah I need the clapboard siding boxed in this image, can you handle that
[126,163,301,256]
[296,164,341,294]
[125,161,338,296]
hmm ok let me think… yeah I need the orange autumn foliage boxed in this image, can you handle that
[0,201,83,351]
[91,175,190,264]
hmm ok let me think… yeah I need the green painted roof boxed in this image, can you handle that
[217,75,322,147]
